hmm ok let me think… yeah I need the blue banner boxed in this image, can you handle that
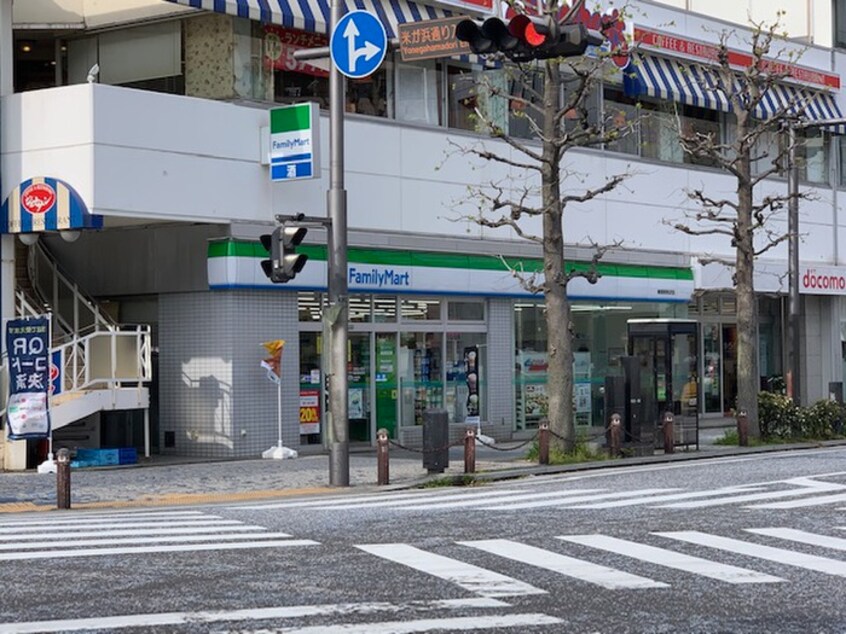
[5,316,51,440]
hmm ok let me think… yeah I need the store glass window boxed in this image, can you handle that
[346,71,389,117]
[603,87,639,156]
[448,300,485,321]
[349,295,372,323]
[266,27,330,106]
[399,332,443,426]
[401,298,442,321]
[798,129,829,185]
[373,296,398,323]
[298,292,323,322]
[508,67,543,140]
[640,101,684,164]
[448,66,481,131]
[837,0,846,50]
[395,60,442,125]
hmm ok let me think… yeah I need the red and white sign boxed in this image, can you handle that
[20,183,56,215]
[264,26,329,78]
[635,26,840,90]
[800,265,846,295]
[299,389,321,435]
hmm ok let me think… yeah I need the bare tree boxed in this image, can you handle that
[670,17,811,437]
[449,1,632,452]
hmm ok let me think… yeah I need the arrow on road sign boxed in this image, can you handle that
[343,19,382,74]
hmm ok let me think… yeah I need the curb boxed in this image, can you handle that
[0,486,335,514]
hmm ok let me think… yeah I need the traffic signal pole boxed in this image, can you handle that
[327,0,350,487]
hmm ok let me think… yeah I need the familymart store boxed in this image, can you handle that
[208,240,694,445]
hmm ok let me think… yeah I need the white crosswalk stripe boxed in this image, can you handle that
[355,543,547,597]
[483,488,677,511]
[356,527,846,595]
[657,477,846,509]
[655,530,846,577]
[460,539,668,589]
[556,534,785,584]
[0,598,544,633]
[328,489,606,511]
[0,510,317,560]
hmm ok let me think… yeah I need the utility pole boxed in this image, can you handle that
[326,0,350,486]
[786,121,801,405]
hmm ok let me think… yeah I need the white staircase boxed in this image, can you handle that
[2,241,152,470]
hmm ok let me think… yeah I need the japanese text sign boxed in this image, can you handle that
[5,316,51,440]
[398,17,471,62]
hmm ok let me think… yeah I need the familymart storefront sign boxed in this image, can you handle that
[208,240,694,302]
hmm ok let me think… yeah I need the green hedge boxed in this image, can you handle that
[758,392,846,440]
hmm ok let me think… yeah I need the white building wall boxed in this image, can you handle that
[3,81,842,274]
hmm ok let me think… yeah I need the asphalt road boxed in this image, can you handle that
[4,447,846,633]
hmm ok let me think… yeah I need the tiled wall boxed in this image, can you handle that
[159,290,300,458]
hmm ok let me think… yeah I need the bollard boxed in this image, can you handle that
[662,411,674,454]
[736,409,748,447]
[56,448,71,510]
[538,420,550,465]
[464,427,476,474]
[377,428,390,486]
[609,413,621,458]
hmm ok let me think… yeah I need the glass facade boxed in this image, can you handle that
[514,300,688,430]
[297,294,486,441]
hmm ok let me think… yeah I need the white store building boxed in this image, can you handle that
[1,0,846,469]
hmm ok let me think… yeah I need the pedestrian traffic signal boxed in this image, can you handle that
[260,224,308,283]
[455,17,603,62]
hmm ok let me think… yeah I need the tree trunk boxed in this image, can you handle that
[735,148,760,437]
[541,59,575,453]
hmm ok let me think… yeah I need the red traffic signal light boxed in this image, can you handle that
[456,17,604,62]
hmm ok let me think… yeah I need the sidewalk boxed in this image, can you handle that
[3,425,840,513]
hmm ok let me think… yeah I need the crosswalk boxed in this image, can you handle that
[236,473,846,514]
[353,525,846,594]
[0,509,318,561]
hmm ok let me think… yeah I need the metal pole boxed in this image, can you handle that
[277,371,283,449]
[327,0,350,486]
[787,123,802,405]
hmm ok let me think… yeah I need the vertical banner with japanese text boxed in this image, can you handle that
[5,316,51,440]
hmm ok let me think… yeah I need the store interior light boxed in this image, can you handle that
[18,233,39,246]
[20,43,32,53]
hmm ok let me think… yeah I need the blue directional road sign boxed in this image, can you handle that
[330,10,387,79]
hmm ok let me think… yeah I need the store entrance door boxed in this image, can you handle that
[627,320,699,449]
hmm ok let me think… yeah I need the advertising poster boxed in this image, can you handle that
[464,346,480,426]
[5,316,51,440]
[299,389,320,435]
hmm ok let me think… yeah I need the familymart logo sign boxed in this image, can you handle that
[270,103,319,181]
[800,265,846,296]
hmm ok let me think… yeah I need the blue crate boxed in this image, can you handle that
[118,447,137,465]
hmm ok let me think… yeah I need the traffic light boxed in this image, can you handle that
[456,17,603,62]
[260,224,308,283]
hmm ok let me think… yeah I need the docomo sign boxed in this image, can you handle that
[800,266,846,295]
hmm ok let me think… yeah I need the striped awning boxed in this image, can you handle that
[164,0,465,42]
[624,55,846,133]
[1,178,103,235]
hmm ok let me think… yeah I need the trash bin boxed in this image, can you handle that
[423,409,449,474]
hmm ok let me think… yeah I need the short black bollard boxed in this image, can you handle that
[736,409,749,447]
[609,413,621,458]
[663,411,674,454]
[56,448,71,510]
[377,428,390,486]
[538,420,550,465]
[464,427,476,474]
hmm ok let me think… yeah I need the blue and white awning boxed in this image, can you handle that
[165,0,463,42]
[624,54,846,133]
